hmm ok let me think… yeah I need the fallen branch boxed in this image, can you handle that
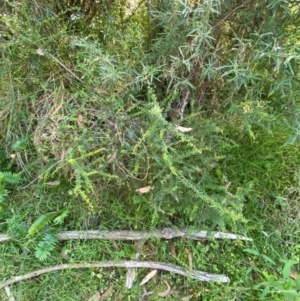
[0,228,252,243]
[0,260,230,289]
[57,228,252,241]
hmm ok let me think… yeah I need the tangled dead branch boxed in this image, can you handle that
[0,260,230,290]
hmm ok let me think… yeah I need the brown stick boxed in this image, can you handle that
[0,228,252,243]
[0,260,229,289]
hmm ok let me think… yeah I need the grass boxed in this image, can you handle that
[0,235,252,300]
[0,173,299,300]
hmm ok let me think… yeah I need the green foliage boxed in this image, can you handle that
[0,171,21,185]
[28,210,69,236]
[0,170,21,217]
[0,0,300,299]
[28,213,59,236]
[253,259,300,300]
[26,211,68,261]
[0,150,14,171]
[54,209,69,225]
[34,233,57,261]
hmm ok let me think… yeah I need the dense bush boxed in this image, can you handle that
[1,0,299,227]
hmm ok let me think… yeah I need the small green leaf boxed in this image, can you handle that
[54,209,69,225]
[243,248,259,256]
[295,275,300,289]
[216,168,223,178]
[151,151,162,165]
[12,139,28,152]
[262,254,276,265]
[284,135,297,145]
[28,213,57,236]
[281,291,299,300]
[282,260,297,279]
[260,286,270,298]
[262,271,275,281]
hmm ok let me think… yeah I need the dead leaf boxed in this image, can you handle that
[77,114,83,128]
[185,248,193,269]
[100,285,113,299]
[170,242,177,257]
[140,270,157,286]
[44,181,60,186]
[182,295,193,301]
[158,280,171,297]
[107,151,117,164]
[290,273,298,280]
[112,241,119,251]
[176,125,193,132]
[61,149,66,161]
[50,104,63,117]
[170,191,179,202]
[61,249,69,260]
[88,292,100,301]
[36,48,44,56]
[141,291,154,298]
[136,186,154,194]
[170,289,181,294]
[225,182,232,189]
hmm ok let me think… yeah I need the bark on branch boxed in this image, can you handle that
[0,228,252,243]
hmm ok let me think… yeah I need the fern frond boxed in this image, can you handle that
[54,209,69,225]
[0,171,22,184]
[43,233,57,246]
[0,189,8,202]
[35,237,56,261]
[28,213,57,236]
[35,244,52,261]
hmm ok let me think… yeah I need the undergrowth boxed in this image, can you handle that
[0,0,300,300]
